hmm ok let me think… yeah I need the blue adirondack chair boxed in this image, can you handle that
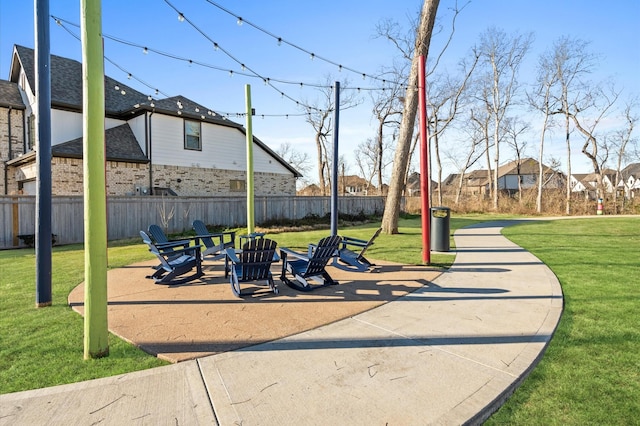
[140,231,203,285]
[279,235,342,291]
[225,238,279,297]
[338,228,382,270]
[192,220,236,261]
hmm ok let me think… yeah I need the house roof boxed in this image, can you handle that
[0,79,26,109]
[8,45,301,177]
[52,123,148,163]
[621,163,640,178]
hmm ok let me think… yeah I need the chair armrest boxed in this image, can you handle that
[161,244,202,257]
[280,247,309,262]
[341,236,369,248]
[225,247,240,264]
[155,239,192,250]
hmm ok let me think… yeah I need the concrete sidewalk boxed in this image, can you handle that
[0,221,563,425]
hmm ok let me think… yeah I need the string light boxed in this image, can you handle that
[51,14,386,119]
[201,0,396,84]
[177,12,185,22]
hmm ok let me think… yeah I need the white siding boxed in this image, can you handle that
[50,109,127,145]
[151,114,291,175]
[127,114,146,153]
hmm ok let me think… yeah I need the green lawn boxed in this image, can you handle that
[487,217,640,424]
[2,216,638,426]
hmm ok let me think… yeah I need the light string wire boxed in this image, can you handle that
[163,0,329,114]
[51,15,312,118]
[202,0,399,85]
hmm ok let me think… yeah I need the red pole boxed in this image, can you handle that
[418,55,430,264]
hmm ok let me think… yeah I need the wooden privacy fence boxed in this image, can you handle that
[0,195,385,249]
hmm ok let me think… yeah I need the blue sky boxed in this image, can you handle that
[1,0,638,180]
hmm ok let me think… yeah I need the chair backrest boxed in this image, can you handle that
[358,227,382,257]
[305,235,341,276]
[192,220,216,249]
[239,238,278,281]
[148,224,169,244]
[141,230,171,269]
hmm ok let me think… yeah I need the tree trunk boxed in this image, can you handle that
[381,0,440,234]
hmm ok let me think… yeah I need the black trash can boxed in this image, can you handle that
[430,207,450,252]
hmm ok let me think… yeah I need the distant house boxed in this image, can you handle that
[0,45,301,196]
[618,163,640,199]
[442,158,565,196]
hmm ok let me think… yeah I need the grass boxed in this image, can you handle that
[486,217,640,424]
[0,217,460,395]
[2,216,638,424]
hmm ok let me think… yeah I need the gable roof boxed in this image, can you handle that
[0,79,26,109]
[8,45,301,177]
[52,123,148,163]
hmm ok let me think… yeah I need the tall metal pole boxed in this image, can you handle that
[245,84,255,234]
[81,0,109,359]
[330,81,340,236]
[34,0,52,307]
[418,56,431,264]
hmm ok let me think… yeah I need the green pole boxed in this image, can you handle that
[81,0,109,359]
[245,84,254,234]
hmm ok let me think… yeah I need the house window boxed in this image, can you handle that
[184,120,201,150]
[230,179,246,192]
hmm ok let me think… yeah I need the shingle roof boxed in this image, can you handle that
[10,45,301,177]
[14,45,150,115]
[0,79,25,108]
[52,123,148,163]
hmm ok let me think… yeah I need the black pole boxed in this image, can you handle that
[330,82,340,236]
[35,0,52,307]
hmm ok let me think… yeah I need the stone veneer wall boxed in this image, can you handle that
[151,164,296,196]
[1,107,26,194]
[25,158,296,196]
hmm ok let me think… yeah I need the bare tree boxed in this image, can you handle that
[547,36,598,214]
[473,27,533,210]
[381,0,440,234]
[302,78,360,195]
[529,45,560,212]
[370,82,404,193]
[428,51,478,205]
[612,98,639,210]
[445,112,485,205]
[568,83,620,198]
[276,142,311,190]
[503,117,530,202]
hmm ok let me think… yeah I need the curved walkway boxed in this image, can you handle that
[0,221,563,425]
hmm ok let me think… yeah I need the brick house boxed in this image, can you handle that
[1,45,301,196]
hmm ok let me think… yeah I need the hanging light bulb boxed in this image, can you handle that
[277,37,282,46]
[114,85,120,91]
[178,110,182,115]
[121,90,126,95]
[241,64,246,71]
[201,115,205,120]
[213,42,219,51]
[143,47,148,54]
[178,13,185,22]
[148,95,152,101]
[362,73,366,80]
[150,101,155,108]
[229,70,234,77]
[134,103,140,108]
[237,17,243,26]
[310,53,315,61]
[195,107,200,112]
[127,73,132,79]
[338,65,343,72]
[155,89,159,95]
